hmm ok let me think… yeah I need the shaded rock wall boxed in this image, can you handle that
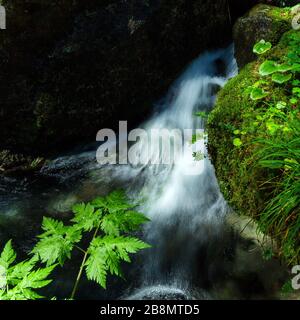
[0,0,233,158]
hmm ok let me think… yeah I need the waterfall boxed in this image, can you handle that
[119,46,238,299]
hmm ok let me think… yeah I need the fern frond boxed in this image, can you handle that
[85,235,150,288]
[71,203,102,232]
[0,240,16,270]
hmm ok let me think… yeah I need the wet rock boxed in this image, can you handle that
[223,213,289,299]
[0,150,44,176]
[125,285,192,300]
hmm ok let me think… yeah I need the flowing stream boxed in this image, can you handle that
[0,47,287,300]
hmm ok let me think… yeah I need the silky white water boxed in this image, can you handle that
[120,46,238,298]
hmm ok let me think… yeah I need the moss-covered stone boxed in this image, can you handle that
[208,63,263,218]
[208,16,299,263]
[233,4,293,67]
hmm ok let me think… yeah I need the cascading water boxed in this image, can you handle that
[121,46,238,299]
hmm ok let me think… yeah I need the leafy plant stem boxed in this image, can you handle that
[70,225,100,300]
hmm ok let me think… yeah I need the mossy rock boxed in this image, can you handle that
[208,63,263,218]
[233,4,293,67]
[208,26,300,263]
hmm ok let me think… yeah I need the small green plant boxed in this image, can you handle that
[240,34,300,264]
[0,190,151,300]
[192,151,205,161]
[233,138,243,147]
[262,247,274,261]
[281,279,294,296]
[253,40,272,55]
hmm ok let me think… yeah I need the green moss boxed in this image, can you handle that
[208,64,264,218]
[208,28,300,263]
[262,5,292,43]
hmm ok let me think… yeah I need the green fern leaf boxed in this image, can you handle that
[33,219,81,266]
[0,240,16,270]
[72,203,102,232]
[100,210,150,236]
[32,235,73,266]
[8,256,38,284]
[85,246,108,289]
[121,211,150,232]
[100,213,121,236]
[20,265,55,289]
[39,217,66,237]
[92,190,133,213]
[85,235,150,288]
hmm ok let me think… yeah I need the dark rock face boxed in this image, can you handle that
[233,4,292,68]
[0,0,234,159]
[0,0,264,165]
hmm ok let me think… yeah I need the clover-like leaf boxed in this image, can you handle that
[233,138,243,147]
[253,40,272,55]
[271,73,292,84]
[259,60,278,76]
[250,87,268,100]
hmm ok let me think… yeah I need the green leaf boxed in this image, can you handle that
[72,203,102,232]
[7,265,56,300]
[194,111,208,118]
[292,80,300,86]
[32,232,76,266]
[100,210,149,236]
[277,63,293,73]
[92,190,133,213]
[100,213,122,237]
[85,246,108,289]
[0,240,16,270]
[250,87,268,100]
[266,121,280,135]
[253,40,272,55]
[271,73,292,84]
[290,98,298,104]
[0,244,56,300]
[292,87,300,97]
[233,138,242,147]
[19,265,55,289]
[33,217,82,266]
[8,256,38,284]
[276,101,287,109]
[259,60,278,76]
[39,217,66,238]
[86,236,150,288]
[121,211,150,232]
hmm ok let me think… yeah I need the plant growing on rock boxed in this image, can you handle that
[235,31,300,263]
